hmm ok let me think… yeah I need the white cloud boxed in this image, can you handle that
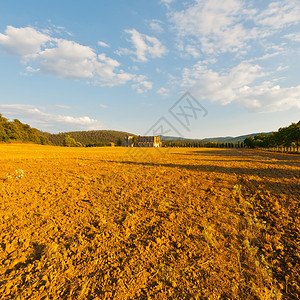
[235,82,300,112]
[168,0,300,56]
[95,53,135,86]
[169,0,250,54]
[98,41,110,48]
[149,20,164,33]
[181,61,300,112]
[51,25,73,37]
[284,32,300,42]
[99,104,108,108]
[246,50,286,63]
[117,29,167,62]
[0,104,102,130]
[160,0,173,7]
[131,75,153,93]
[185,44,201,58]
[0,26,50,57]
[38,39,96,79]
[254,0,300,29]
[26,66,40,72]
[38,41,133,85]
[182,62,265,104]
[157,87,170,97]
[0,25,151,92]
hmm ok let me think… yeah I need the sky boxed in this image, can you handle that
[0,0,300,139]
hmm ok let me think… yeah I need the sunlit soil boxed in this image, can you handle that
[0,144,299,299]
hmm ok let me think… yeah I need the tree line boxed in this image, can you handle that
[1,112,298,151]
[163,140,246,148]
[0,113,129,147]
[244,121,300,152]
[0,114,51,145]
[163,121,300,152]
[41,130,129,147]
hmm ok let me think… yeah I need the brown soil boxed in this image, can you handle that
[0,145,299,299]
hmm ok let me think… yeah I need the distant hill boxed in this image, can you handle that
[160,132,272,143]
[43,131,273,147]
[40,130,135,146]
[0,114,51,145]
[2,110,293,149]
[200,132,272,143]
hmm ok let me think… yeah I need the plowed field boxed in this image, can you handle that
[0,144,299,299]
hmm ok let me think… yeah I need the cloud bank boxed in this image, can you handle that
[168,0,300,55]
[0,25,151,92]
[181,61,300,112]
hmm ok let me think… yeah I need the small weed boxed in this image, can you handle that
[233,184,242,194]
[6,169,24,180]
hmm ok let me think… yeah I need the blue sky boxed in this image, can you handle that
[0,0,300,138]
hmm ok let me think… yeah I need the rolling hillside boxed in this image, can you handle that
[40,130,135,146]
[160,132,271,144]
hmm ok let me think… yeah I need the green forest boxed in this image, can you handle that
[40,130,134,147]
[0,113,133,147]
[0,114,51,145]
[244,121,300,151]
[163,121,300,152]
[0,112,299,151]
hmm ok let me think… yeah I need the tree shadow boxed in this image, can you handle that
[105,159,300,180]
[170,149,300,167]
